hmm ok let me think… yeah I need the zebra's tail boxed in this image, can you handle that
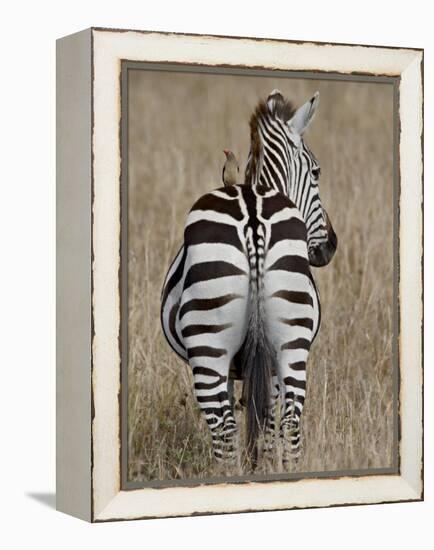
[241,248,274,465]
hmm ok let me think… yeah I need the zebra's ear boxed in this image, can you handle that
[288,92,319,136]
[266,89,283,115]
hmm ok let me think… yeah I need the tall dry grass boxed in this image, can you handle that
[127,70,395,482]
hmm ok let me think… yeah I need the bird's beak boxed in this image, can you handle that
[223,149,229,157]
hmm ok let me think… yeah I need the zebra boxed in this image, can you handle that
[160,90,337,466]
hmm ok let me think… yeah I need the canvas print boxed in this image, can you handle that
[124,67,396,485]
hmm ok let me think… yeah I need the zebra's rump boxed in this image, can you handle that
[161,184,316,365]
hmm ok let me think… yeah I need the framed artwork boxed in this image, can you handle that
[56,28,423,522]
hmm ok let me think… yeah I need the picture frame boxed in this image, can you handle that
[56,27,423,522]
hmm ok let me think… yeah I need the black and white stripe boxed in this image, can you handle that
[161,90,337,465]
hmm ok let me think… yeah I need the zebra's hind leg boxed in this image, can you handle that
[263,375,280,470]
[271,320,309,469]
[191,365,238,465]
[280,376,306,468]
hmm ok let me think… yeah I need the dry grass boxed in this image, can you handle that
[127,70,395,482]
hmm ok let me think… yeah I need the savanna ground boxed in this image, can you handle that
[127,69,395,483]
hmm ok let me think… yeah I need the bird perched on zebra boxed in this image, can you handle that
[222,149,239,186]
[161,90,337,468]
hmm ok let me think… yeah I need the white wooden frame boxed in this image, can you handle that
[56,27,423,522]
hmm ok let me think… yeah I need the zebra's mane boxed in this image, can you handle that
[245,94,296,185]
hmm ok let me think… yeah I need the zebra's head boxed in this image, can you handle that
[246,90,337,267]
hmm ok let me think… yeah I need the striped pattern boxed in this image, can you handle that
[160,90,337,466]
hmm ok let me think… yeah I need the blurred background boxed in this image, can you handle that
[127,68,395,483]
